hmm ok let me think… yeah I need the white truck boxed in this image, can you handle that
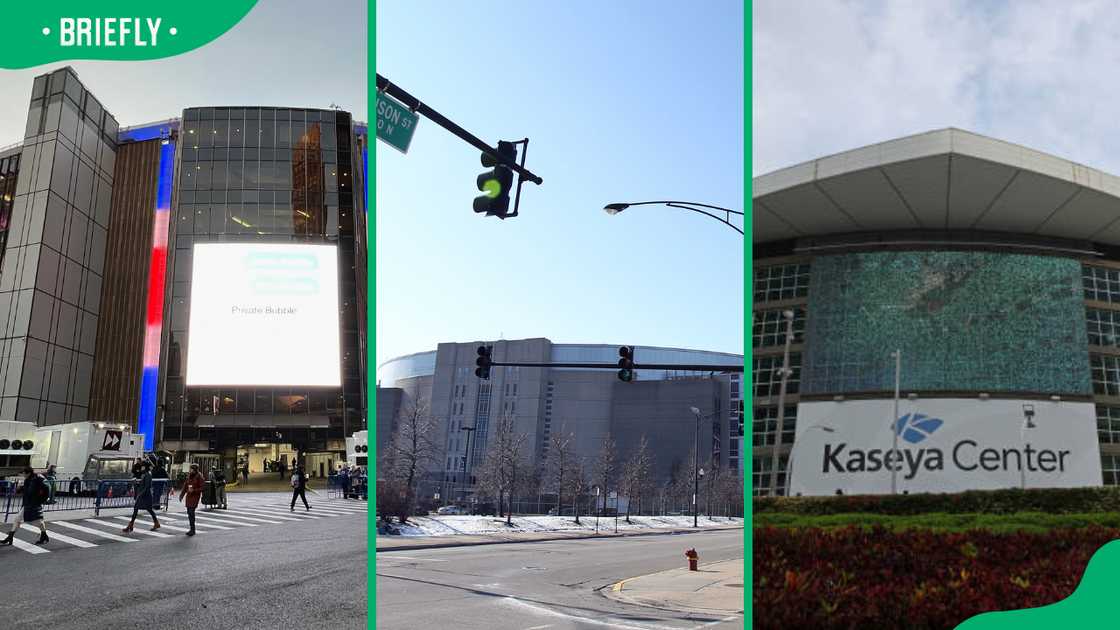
[0,420,38,477]
[30,422,145,492]
[345,430,368,469]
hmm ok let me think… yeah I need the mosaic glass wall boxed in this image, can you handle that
[802,251,1091,395]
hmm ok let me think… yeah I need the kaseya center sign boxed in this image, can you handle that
[790,399,1102,496]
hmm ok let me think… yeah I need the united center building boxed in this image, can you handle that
[0,67,368,479]
[752,128,1120,496]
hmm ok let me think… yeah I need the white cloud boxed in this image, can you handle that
[754,0,1120,176]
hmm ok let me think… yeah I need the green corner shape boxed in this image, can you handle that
[957,539,1120,629]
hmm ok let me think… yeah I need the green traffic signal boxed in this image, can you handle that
[473,141,517,217]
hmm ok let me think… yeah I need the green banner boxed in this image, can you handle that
[0,1,258,69]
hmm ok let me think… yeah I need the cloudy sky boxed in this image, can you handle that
[754,1,1120,176]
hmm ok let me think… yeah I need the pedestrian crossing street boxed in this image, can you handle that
[1,494,367,556]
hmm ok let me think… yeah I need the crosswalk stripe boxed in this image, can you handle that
[195,511,285,525]
[8,536,49,554]
[191,513,261,527]
[53,521,136,543]
[233,507,322,520]
[262,503,365,515]
[21,524,96,548]
[86,519,173,538]
[149,515,233,530]
[220,509,304,522]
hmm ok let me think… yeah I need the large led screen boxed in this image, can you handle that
[802,251,1091,395]
[185,243,341,387]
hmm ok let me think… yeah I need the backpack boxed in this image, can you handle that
[35,476,48,502]
[291,473,298,488]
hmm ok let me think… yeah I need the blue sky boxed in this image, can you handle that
[375,1,745,368]
[0,0,366,145]
[755,1,1120,176]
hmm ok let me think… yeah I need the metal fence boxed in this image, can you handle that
[2,478,173,522]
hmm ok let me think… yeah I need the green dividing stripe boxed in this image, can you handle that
[0,1,258,69]
[368,2,377,629]
[957,539,1120,629]
[744,1,753,624]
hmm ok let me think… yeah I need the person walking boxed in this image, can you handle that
[290,464,310,512]
[179,463,205,536]
[241,463,249,485]
[122,462,160,533]
[1,466,51,546]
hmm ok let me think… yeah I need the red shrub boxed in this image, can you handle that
[753,526,1118,629]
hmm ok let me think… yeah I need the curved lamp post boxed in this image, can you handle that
[604,201,743,234]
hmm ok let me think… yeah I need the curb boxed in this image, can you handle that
[375,524,743,552]
[601,558,746,617]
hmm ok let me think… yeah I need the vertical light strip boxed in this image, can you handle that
[138,138,175,451]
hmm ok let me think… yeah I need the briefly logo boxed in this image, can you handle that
[893,413,943,444]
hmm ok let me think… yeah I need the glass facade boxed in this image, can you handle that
[802,251,1091,395]
[0,151,20,255]
[161,107,363,445]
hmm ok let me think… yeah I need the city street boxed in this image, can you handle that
[0,494,367,630]
[376,528,744,630]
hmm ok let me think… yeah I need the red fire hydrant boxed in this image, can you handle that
[685,548,699,571]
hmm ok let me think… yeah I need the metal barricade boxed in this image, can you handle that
[2,477,172,522]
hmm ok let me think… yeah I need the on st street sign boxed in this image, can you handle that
[376,93,418,154]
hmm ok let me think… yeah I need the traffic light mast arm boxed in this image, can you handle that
[486,360,744,373]
[376,74,543,185]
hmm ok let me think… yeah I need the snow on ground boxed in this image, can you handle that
[387,514,743,537]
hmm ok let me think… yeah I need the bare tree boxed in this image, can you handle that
[622,435,652,523]
[385,397,439,523]
[477,414,527,525]
[543,430,575,518]
[594,438,617,518]
[569,456,589,525]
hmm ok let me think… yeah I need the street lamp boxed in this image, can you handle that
[460,425,476,503]
[784,424,836,496]
[770,310,797,497]
[1021,404,1037,490]
[889,349,901,495]
[688,406,711,528]
[603,200,744,234]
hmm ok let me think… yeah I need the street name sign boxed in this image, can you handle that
[376,94,418,154]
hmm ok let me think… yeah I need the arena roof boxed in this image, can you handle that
[752,128,1120,246]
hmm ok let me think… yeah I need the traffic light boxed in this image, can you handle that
[475,345,493,379]
[473,141,517,217]
[617,346,635,382]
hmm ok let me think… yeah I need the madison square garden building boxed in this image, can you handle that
[753,128,1120,496]
[0,67,368,478]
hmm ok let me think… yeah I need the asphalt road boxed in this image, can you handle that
[0,503,368,629]
[375,528,745,630]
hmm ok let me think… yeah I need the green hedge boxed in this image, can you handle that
[753,486,1120,515]
[754,511,1120,533]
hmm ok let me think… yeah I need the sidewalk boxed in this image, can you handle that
[603,557,744,616]
[376,524,742,552]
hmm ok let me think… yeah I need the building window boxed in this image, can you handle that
[1098,406,1120,444]
[752,354,801,398]
[1087,308,1120,347]
[753,406,796,446]
[1091,354,1120,396]
[754,263,810,303]
[1103,455,1120,485]
[753,308,806,348]
[1084,265,1120,304]
[752,455,789,496]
